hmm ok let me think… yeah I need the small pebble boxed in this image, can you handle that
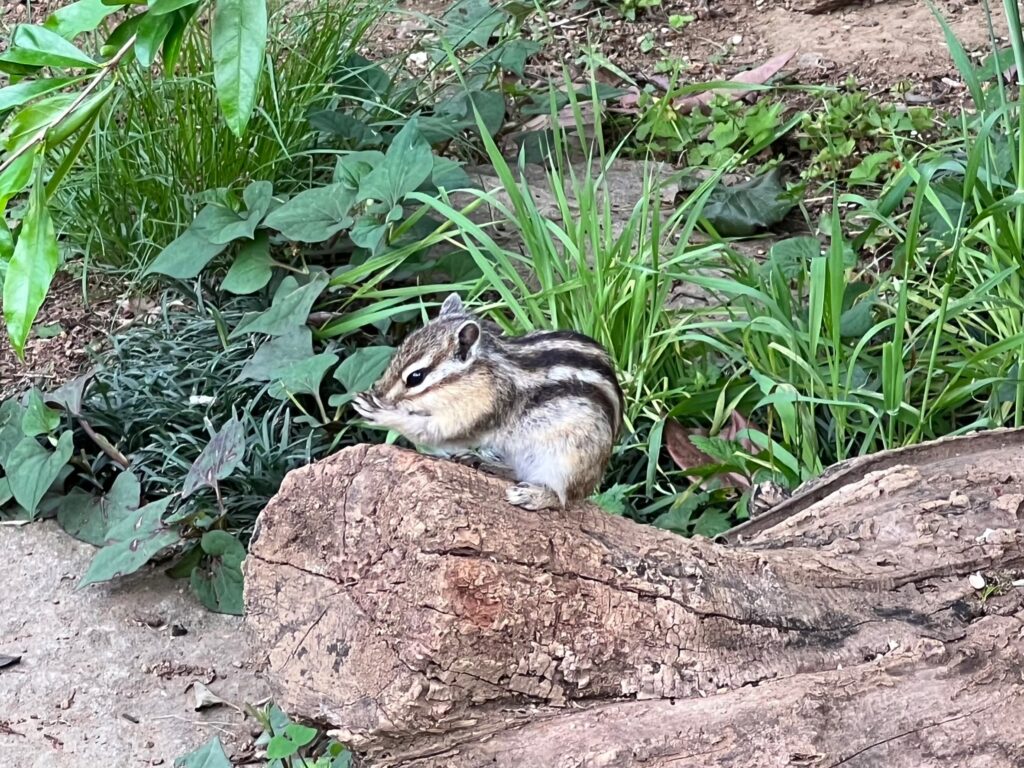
[969,573,986,590]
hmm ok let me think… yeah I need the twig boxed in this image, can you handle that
[0,34,138,178]
[76,416,131,469]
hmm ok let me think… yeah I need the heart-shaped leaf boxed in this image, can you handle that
[182,416,246,499]
[189,530,245,615]
[357,118,433,207]
[262,184,355,242]
[237,327,314,382]
[173,736,232,768]
[22,388,61,437]
[6,431,74,518]
[78,496,179,587]
[331,345,394,406]
[230,273,328,338]
[221,233,273,295]
[268,352,339,399]
[57,470,141,546]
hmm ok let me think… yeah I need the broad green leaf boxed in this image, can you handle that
[358,118,433,207]
[440,0,507,50]
[262,184,354,242]
[135,9,174,67]
[230,273,328,338]
[266,724,317,759]
[0,25,98,69]
[173,736,232,768]
[334,345,394,394]
[43,86,111,149]
[212,0,268,138]
[0,78,79,113]
[148,0,201,14]
[44,0,122,39]
[268,352,339,399]
[0,400,27,467]
[763,236,820,280]
[430,156,471,192]
[3,167,61,359]
[332,53,392,103]
[221,233,272,294]
[100,13,143,59]
[204,180,273,243]
[348,214,389,254]
[333,150,385,192]
[6,431,74,518]
[693,508,731,538]
[57,471,141,546]
[145,207,232,278]
[181,416,245,499]
[0,477,12,507]
[237,327,313,381]
[161,6,195,74]
[189,530,245,614]
[78,497,179,587]
[1,93,77,152]
[44,370,93,416]
[0,152,33,210]
[307,110,382,148]
[21,389,60,436]
[839,295,876,338]
[849,150,896,186]
[652,495,700,535]
[702,168,794,237]
[419,89,506,143]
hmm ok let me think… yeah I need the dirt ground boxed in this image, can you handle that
[0,521,270,767]
[0,0,1016,764]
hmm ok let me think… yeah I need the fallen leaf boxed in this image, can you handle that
[0,655,22,670]
[675,50,796,113]
[191,681,230,711]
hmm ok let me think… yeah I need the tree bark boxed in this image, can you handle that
[243,430,1024,767]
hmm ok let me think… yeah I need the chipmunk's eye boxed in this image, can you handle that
[405,368,429,387]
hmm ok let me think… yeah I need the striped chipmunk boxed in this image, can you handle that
[351,293,625,511]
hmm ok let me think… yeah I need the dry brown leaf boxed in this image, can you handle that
[663,415,753,492]
[675,49,796,114]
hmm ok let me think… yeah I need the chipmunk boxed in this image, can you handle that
[351,293,624,511]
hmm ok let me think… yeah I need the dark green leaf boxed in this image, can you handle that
[173,736,233,768]
[849,150,896,186]
[1,93,77,152]
[100,13,143,59]
[230,273,329,337]
[693,508,731,538]
[182,415,246,499]
[0,401,27,467]
[212,0,268,137]
[189,530,245,614]
[334,345,394,395]
[3,166,61,359]
[165,542,203,579]
[358,118,433,207]
[494,38,540,76]
[763,236,821,280]
[332,53,392,103]
[237,327,313,381]
[57,471,141,546]
[268,352,339,399]
[22,388,60,436]
[0,152,33,209]
[78,496,179,587]
[419,89,505,143]
[221,233,272,294]
[0,477,12,507]
[262,184,354,242]
[703,168,794,237]
[44,370,93,416]
[161,6,196,74]
[148,0,201,14]
[144,205,234,278]
[652,495,700,535]
[44,0,122,39]
[307,110,382,148]
[203,180,273,244]
[333,150,384,192]
[440,0,507,50]
[839,295,876,338]
[428,156,471,193]
[135,9,174,67]
[0,25,98,69]
[6,431,74,518]
[0,78,79,113]
[348,214,388,254]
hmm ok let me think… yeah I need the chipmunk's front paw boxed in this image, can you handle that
[505,482,560,511]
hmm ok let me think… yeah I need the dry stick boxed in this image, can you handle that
[76,417,131,470]
[0,34,139,178]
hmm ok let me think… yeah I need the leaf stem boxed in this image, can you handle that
[0,34,138,178]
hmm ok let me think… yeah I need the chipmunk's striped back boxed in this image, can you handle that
[352,294,626,511]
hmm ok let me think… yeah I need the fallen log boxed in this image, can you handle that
[243,431,1024,767]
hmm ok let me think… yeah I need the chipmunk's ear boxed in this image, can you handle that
[455,319,480,361]
[439,293,464,318]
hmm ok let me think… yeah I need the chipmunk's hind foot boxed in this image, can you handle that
[505,482,562,511]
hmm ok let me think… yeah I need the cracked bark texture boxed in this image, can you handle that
[243,430,1024,767]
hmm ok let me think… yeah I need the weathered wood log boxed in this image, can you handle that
[243,432,1024,767]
